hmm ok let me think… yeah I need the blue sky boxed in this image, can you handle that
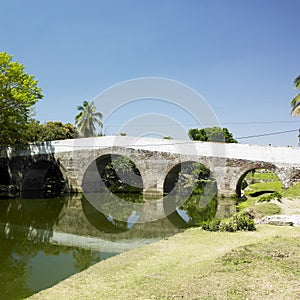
[1,0,300,146]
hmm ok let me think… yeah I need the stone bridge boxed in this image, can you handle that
[1,136,300,198]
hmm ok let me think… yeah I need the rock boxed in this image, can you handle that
[256,215,300,227]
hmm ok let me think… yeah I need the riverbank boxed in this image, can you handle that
[28,224,300,299]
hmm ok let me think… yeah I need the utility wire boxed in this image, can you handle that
[236,129,299,140]
[104,120,299,128]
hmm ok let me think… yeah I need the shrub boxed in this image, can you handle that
[258,191,282,203]
[202,214,256,232]
[222,219,238,232]
[202,219,221,232]
[233,214,256,231]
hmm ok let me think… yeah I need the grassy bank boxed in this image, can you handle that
[28,225,300,300]
[237,172,300,217]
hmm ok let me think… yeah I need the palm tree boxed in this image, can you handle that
[75,100,103,137]
[290,75,300,116]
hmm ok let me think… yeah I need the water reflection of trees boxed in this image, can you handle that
[0,238,34,299]
[179,194,218,226]
[0,197,103,299]
[72,248,101,271]
[164,162,218,227]
[165,194,218,228]
[81,194,140,233]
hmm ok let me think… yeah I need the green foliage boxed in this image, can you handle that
[188,127,237,143]
[290,74,300,116]
[163,136,173,139]
[258,191,282,203]
[75,100,103,137]
[168,162,218,226]
[102,156,143,195]
[0,52,43,146]
[202,219,220,231]
[203,213,256,232]
[244,170,280,184]
[25,120,77,142]
[179,195,218,226]
[174,162,217,199]
[232,213,256,231]
[237,170,283,212]
[245,181,282,193]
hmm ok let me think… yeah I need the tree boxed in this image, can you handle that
[188,127,237,143]
[0,52,43,146]
[290,75,300,116]
[75,100,103,137]
[25,120,77,142]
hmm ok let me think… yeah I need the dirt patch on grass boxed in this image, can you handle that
[28,225,300,300]
[278,197,300,215]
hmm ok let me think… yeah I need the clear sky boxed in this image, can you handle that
[1,0,300,146]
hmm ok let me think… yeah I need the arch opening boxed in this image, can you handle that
[0,166,10,186]
[236,167,282,199]
[82,154,144,199]
[0,165,13,198]
[22,160,67,198]
[163,161,218,227]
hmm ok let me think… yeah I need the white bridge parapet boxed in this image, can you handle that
[2,136,300,165]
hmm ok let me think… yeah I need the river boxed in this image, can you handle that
[0,193,235,299]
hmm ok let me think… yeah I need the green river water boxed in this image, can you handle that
[0,193,235,300]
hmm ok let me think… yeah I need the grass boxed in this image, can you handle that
[28,225,300,300]
[237,172,300,217]
[244,171,300,198]
[282,182,300,197]
[245,202,282,219]
[246,171,280,182]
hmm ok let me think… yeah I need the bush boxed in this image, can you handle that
[202,213,256,232]
[202,219,221,232]
[258,191,282,203]
[233,214,256,231]
[222,219,237,232]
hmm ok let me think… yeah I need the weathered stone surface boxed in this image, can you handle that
[257,215,300,227]
[0,136,300,198]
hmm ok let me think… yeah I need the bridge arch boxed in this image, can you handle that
[163,160,216,195]
[81,152,144,195]
[235,162,283,197]
[162,160,218,229]
[22,159,67,198]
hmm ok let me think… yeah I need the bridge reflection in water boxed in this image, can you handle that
[0,193,235,299]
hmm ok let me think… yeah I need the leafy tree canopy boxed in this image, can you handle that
[188,127,237,143]
[25,120,77,142]
[0,52,43,146]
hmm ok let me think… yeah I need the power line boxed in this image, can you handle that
[236,129,299,140]
[103,120,299,128]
